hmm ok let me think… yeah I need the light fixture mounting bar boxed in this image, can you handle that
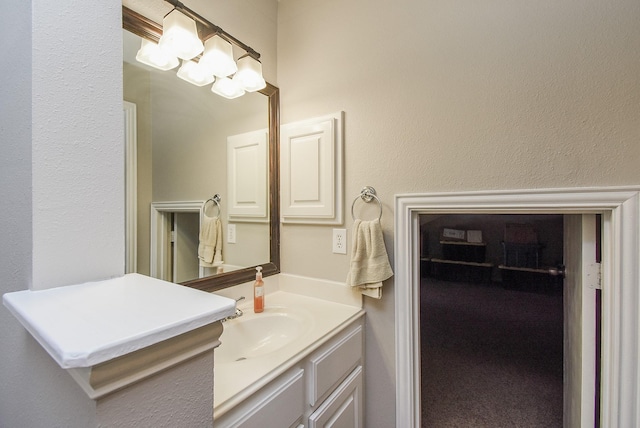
[163,0,261,60]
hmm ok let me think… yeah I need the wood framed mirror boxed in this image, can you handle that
[123,6,279,293]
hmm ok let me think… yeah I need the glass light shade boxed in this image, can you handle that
[135,39,179,71]
[211,76,245,99]
[176,60,215,86]
[200,35,238,78]
[158,10,204,60]
[234,56,267,92]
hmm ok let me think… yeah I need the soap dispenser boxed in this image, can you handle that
[253,266,264,313]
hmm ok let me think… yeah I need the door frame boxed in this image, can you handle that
[150,201,204,281]
[394,186,640,428]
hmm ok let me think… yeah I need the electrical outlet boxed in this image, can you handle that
[227,224,236,244]
[332,228,347,254]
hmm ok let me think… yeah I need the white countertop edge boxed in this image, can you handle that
[2,273,236,369]
[2,300,70,367]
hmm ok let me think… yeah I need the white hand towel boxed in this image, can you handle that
[346,219,394,299]
[198,215,223,267]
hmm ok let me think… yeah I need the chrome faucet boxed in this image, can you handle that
[222,296,245,322]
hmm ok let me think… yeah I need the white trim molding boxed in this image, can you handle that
[150,201,204,280]
[394,186,640,428]
[123,101,137,273]
[67,322,223,399]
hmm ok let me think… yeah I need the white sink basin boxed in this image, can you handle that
[216,306,313,364]
[213,291,363,415]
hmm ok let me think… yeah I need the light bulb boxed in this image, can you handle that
[211,76,245,99]
[159,10,204,60]
[200,35,238,78]
[234,56,266,92]
[176,60,215,86]
[135,39,179,71]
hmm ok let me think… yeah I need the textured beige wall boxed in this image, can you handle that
[277,0,640,426]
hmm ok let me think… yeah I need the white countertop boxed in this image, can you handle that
[3,273,236,369]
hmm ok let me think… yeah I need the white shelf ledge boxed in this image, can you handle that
[3,273,235,369]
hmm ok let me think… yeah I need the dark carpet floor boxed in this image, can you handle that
[420,278,563,427]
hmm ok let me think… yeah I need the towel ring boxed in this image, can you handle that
[351,186,383,221]
[204,194,221,217]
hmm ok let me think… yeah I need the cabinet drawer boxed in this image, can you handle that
[217,368,304,428]
[307,324,362,406]
[309,366,363,428]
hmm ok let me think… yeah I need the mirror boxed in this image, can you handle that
[122,6,279,292]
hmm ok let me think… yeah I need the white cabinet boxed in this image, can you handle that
[280,112,344,225]
[214,317,363,428]
[307,323,362,407]
[227,129,269,222]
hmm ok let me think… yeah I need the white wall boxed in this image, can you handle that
[1,1,118,426]
[277,0,640,426]
[0,0,278,426]
[31,0,125,290]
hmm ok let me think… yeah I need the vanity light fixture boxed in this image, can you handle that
[211,76,245,99]
[135,39,179,71]
[158,9,203,60]
[131,0,266,98]
[176,60,215,86]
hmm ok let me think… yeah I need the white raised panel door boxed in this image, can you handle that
[308,325,362,406]
[308,366,363,428]
[227,129,268,222]
[281,112,343,224]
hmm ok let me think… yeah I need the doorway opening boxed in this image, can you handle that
[170,212,201,283]
[149,200,205,282]
[419,214,566,426]
[393,187,640,428]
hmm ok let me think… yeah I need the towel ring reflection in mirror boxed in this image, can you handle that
[204,194,221,217]
[351,186,383,221]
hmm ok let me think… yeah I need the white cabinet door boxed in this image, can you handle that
[217,369,305,428]
[309,366,362,428]
[280,112,344,225]
[227,129,268,222]
[308,324,362,406]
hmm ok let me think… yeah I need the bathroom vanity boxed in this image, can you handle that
[213,277,364,428]
[3,272,364,427]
